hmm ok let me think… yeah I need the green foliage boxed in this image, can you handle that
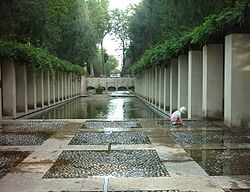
[131,0,250,75]
[0,40,86,76]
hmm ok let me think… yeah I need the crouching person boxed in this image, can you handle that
[170,106,187,125]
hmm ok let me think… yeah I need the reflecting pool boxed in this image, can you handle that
[31,96,158,119]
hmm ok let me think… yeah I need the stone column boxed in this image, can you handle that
[0,62,2,118]
[170,58,178,114]
[61,72,64,100]
[202,44,223,119]
[15,63,28,114]
[158,66,162,109]
[163,67,167,112]
[36,70,44,108]
[188,50,203,119]
[165,65,170,112]
[50,74,55,104]
[44,71,50,106]
[224,34,250,127]
[2,61,16,117]
[154,67,158,107]
[178,54,188,110]
[57,71,60,101]
[27,70,37,110]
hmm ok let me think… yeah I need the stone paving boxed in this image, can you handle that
[0,119,249,192]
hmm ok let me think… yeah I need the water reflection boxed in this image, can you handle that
[31,97,158,119]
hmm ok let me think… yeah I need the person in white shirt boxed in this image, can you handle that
[170,106,187,125]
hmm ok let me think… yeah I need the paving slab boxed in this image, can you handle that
[172,175,224,192]
[211,175,250,189]
[154,145,193,162]
[163,161,209,177]
[0,172,43,192]
[108,177,176,191]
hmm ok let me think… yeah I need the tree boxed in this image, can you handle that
[127,0,235,74]
[86,0,111,76]
[110,8,133,70]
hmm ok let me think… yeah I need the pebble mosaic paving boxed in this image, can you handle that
[83,121,142,129]
[69,131,151,145]
[185,149,250,176]
[169,131,250,145]
[43,150,168,178]
[158,120,220,128]
[0,132,53,145]
[0,151,31,179]
[1,121,68,130]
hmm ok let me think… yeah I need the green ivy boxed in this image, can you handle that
[131,1,250,75]
[0,40,86,76]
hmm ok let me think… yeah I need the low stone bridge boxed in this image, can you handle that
[86,77,135,91]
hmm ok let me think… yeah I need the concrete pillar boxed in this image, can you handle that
[27,70,37,110]
[158,66,162,109]
[57,71,60,101]
[224,34,250,127]
[36,70,44,108]
[165,65,170,111]
[81,76,86,94]
[202,44,223,119]
[154,67,158,106]
[170,59,178,114]
[44,71,50,106]
[163,68,167,112]
[188,50,203,119]
[50,74,55,104]
[61,72,64,100]
[178,54,188,110]
[0,62,2,118]
[2,61,16,117]
[15,63,28,114]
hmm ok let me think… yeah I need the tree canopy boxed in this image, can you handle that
[0,0,115,76]
[125,0,246,75]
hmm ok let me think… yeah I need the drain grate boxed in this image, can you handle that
[69,131,151,145]
[0,151,31,179]
[43,150,168,178]
[83,121,142,129]
[0,132,53,145]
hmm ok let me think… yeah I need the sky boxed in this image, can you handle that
[103,0,141,69]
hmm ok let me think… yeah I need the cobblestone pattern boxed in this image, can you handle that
[0,132,53,145]
[0,151,31,179]
[43,150,169,178]
[157,120,220,128]
[169,131,250,145]
[186,149,250,176]
[2,121,68,130]
[69,131,151,145]
[83,121,142,129]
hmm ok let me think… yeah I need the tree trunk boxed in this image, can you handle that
[89,62,94,77]
[100,39,106,77]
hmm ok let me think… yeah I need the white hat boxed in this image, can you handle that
[179,106,187,114]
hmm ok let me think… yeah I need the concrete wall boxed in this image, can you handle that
[202,44,224,119]
[224,34,250,127]
[170,59,178,114]
[188,50,203,118]
[2,61,16,117]
[178,55,188,110]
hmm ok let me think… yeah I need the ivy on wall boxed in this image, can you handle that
[0,40,86,76]
[131,1,250,75]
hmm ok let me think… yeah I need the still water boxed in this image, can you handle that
[31,96,158,119]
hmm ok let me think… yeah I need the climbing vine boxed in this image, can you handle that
[131,1,250,75]
[0,40,86,76]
